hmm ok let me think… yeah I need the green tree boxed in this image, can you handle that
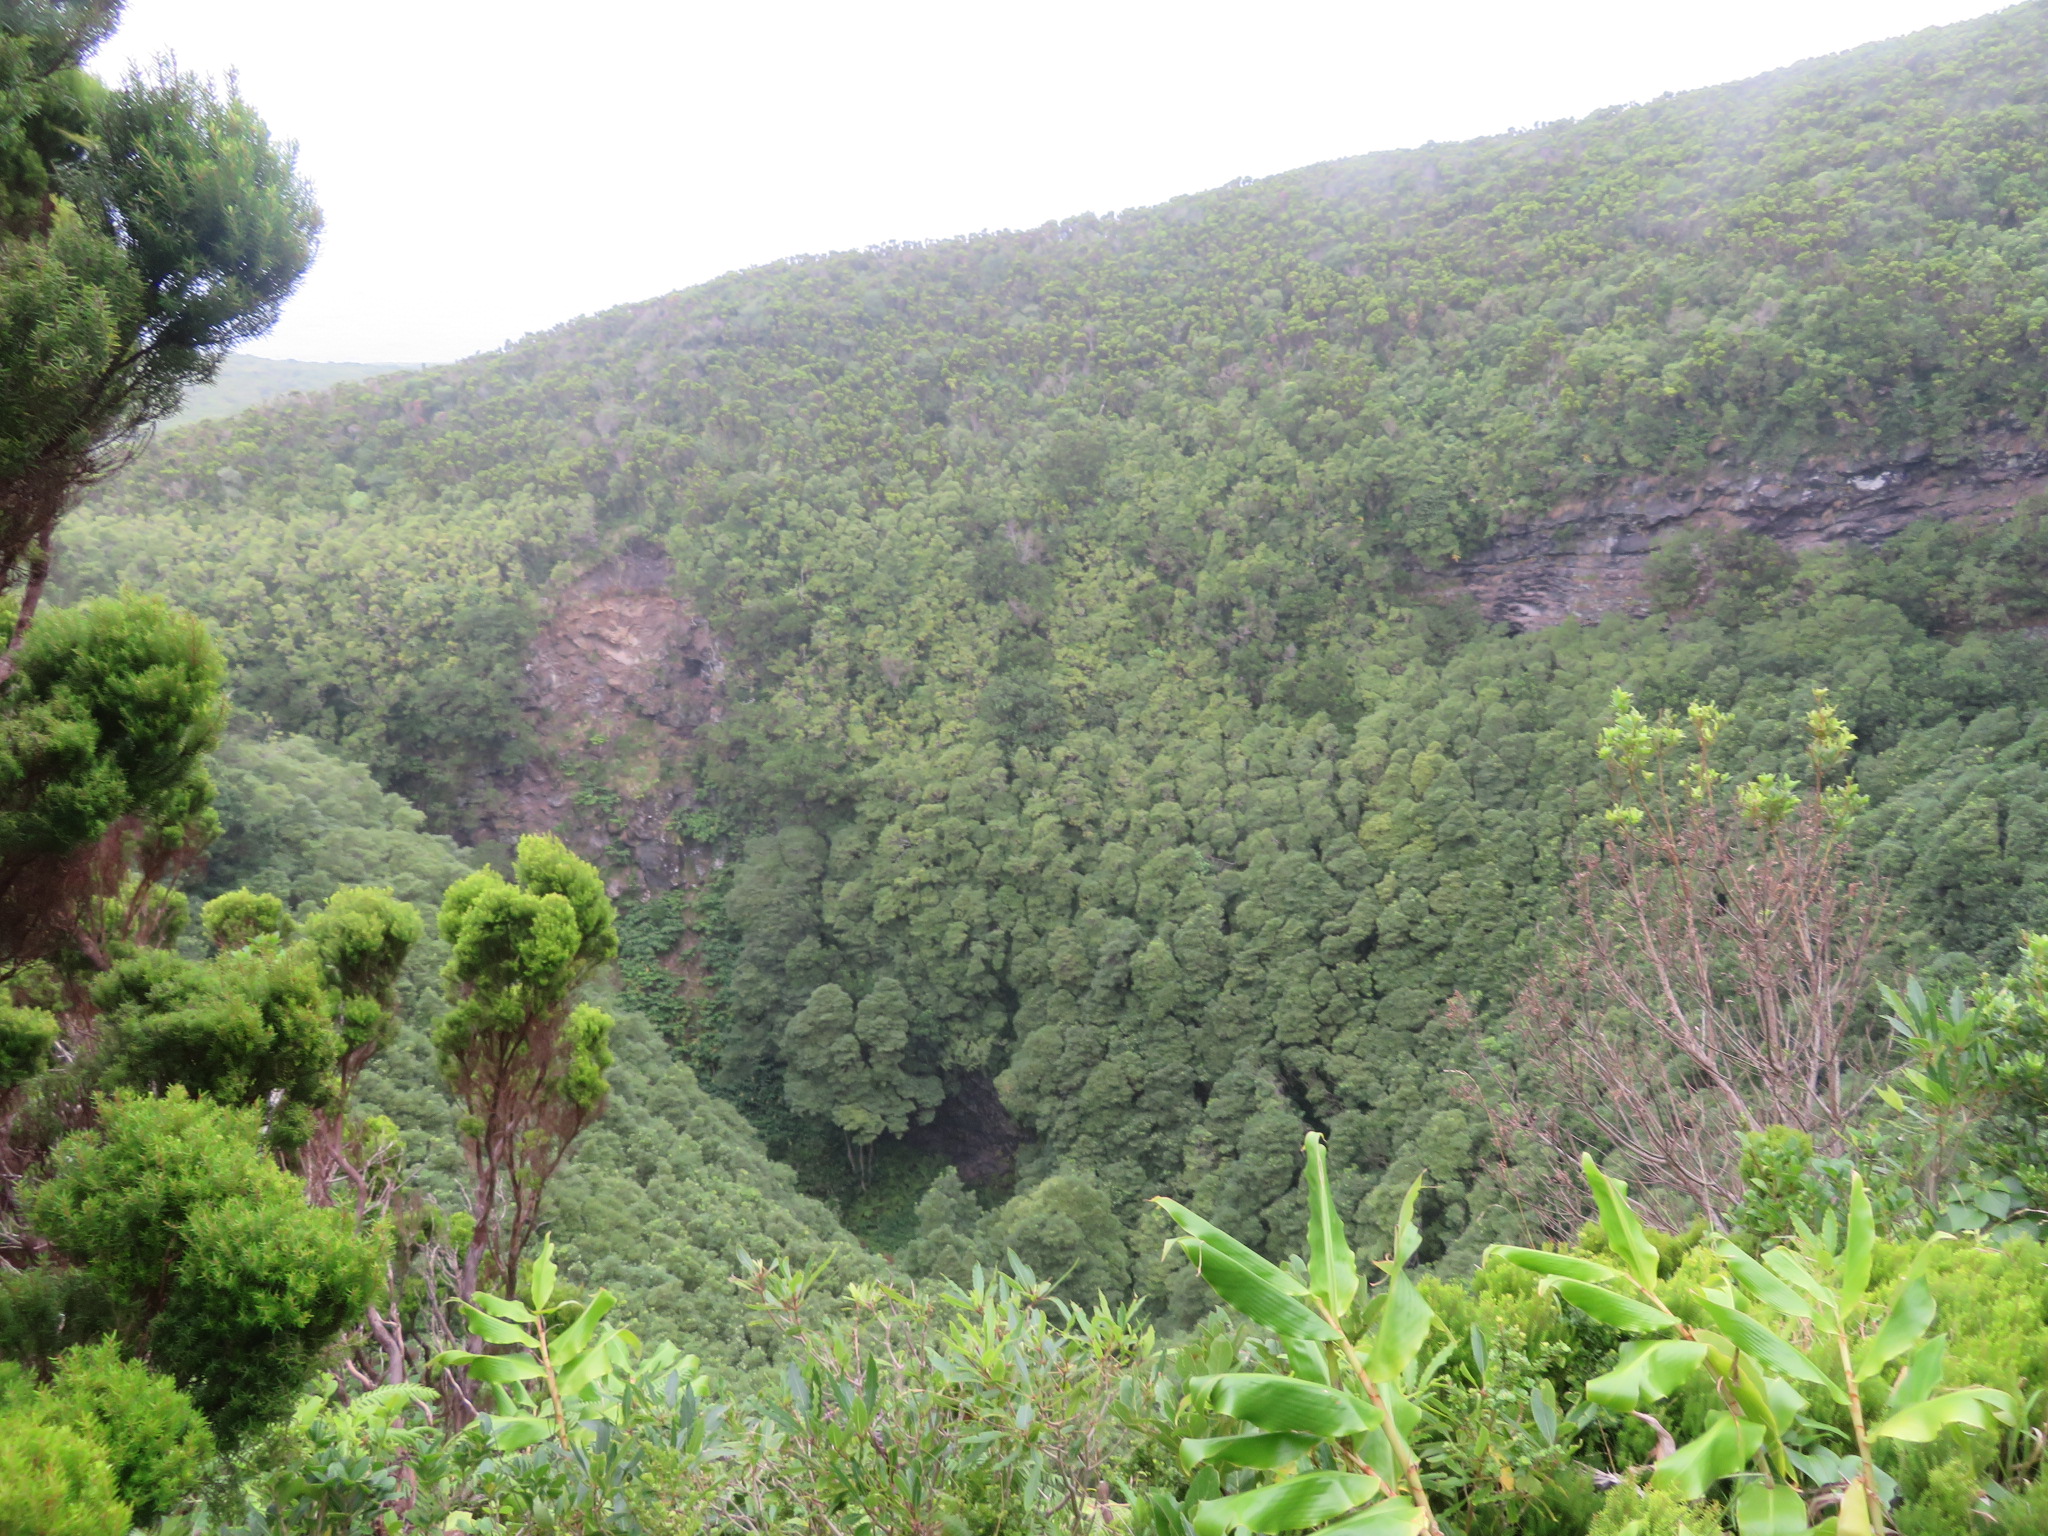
[435,834,617,1297]
[0,591,225,975]
[0,0,318,665]
[780,977,941,1184]
[18,1089,382,1443]
[986,1171,1131,1304]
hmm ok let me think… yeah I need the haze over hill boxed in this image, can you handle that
[63,0,2048,1268]
[165,355,413,427]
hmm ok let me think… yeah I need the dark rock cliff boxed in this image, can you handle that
[1450,432,2048,630]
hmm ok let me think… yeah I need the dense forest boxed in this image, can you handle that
[11,0,2048,1531]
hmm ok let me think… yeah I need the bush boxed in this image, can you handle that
[0,1408,129,1536]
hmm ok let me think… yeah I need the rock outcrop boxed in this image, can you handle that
[468,550,721,893]
[1452,433,2048,630]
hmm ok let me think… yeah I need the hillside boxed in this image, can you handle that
[57,2,2048,1266]
[161,355,411,427]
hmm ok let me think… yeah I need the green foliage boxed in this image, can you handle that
[436,834,619,1293]
[0,1407,129,1536]
[20,1089,383,1442]
[1585,1481,1720,1536]
[0,1001,55,1092]
[778,978,941,1159]
[195,731,475,913]
[201,887,292,949]
[38,1339,214,1524]
[986,1170,1133,1304]
[92,941,337,1148]
[0,591,225,964]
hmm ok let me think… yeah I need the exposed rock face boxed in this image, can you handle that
[1452,433,2048,629]
[468,550,721,893]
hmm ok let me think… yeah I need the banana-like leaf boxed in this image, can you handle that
[485,1413,554,1452]
[1870,1387,2014,1442]
[1713,1243,1813,1319]
[1842,1174,1874,1312]
[1651,1413,1766,1500]
[1194,1374,1382,1437]
[1554,1279,1677,1333]
[549,1288,619,1362]
[1489,1247,1624,1285]
[1582,1156,1661,1290]
[457,1303,539,1350]
[444,1351,547,1385]
[1303,1133,1360,1316]
[1696,1299,1829,1387]
[1364,1272,1435,1381]
[529,1239,558,1311]
[1316,1499,1429,1536]
[1192,1471,1380,1536]
[1180,1239,1343,1341]
[470,1292,536,1324]
[1585,1339,1709,1409]
[1760,1248,1835,1313]
[1885,1335,1948,1415]
[1389,1175,1425,1272]
[557,1334,622,1399]
[1838,1477,1875,1536]
[1286,1337,1334,1386]
[1180,1431,1323,1471]
[1851,1277,1933,1381]
[1156,1198,1310,1295]
[1734,1483,1808,1536]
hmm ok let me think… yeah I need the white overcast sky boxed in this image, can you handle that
[100,0,2009,366]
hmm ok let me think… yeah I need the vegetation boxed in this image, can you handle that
[12,0,2048,1528]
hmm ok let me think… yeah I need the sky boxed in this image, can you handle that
[101,0,2010,367]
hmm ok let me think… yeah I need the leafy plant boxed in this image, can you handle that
[1493,1156,2016,1536]
[1156,1131,1442,1536]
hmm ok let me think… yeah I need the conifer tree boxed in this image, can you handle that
[0,0,319,673]
[435,835,617,1296]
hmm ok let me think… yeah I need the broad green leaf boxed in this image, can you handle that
[1586,1339,1709,1408]
[1841,1174,1874,1312]
[1714,1243,1813,1318]
[1389,1174,1425,1272]
[1583,1156,1661,1291]
[1838,1476,1875,1536]
[528,1238,557,1311]
[1180,1431,1323,1471]
[548,1289,618,1361]
[1194,1374,1382,1437]
[1192,1471,1381,1536]
[486,1414,554,1452]
[1870,1387,2014,1442]
[456,1304,539,1350]
[1885,1335,1948,1414]
[1735,1484,1808,1536]
[453,1352,547,1385]
[1851,1278,1933,1380]
[1761,1248,1834,1312]
[1488,1247,1624,1285]
[1179,1240,1342,1341]
[1365,1272,1436,1380]
[470,1293,537,1324]
[1316,1499,1429,1536]
[1696,1299,1828,1387]
[1286,1337,1333,1386]
[1554,1279,1677,1333]
[1156,1199,1309,1294]
[557,1336,621,1398]
[1303,1132,1360,1315]
[1529,1380,1559,1444]
[1651,1413,1766,1499]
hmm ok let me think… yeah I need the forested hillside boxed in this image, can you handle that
[57,3,2048,1277]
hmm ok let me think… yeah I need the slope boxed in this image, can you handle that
[54,3,2048,1267]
